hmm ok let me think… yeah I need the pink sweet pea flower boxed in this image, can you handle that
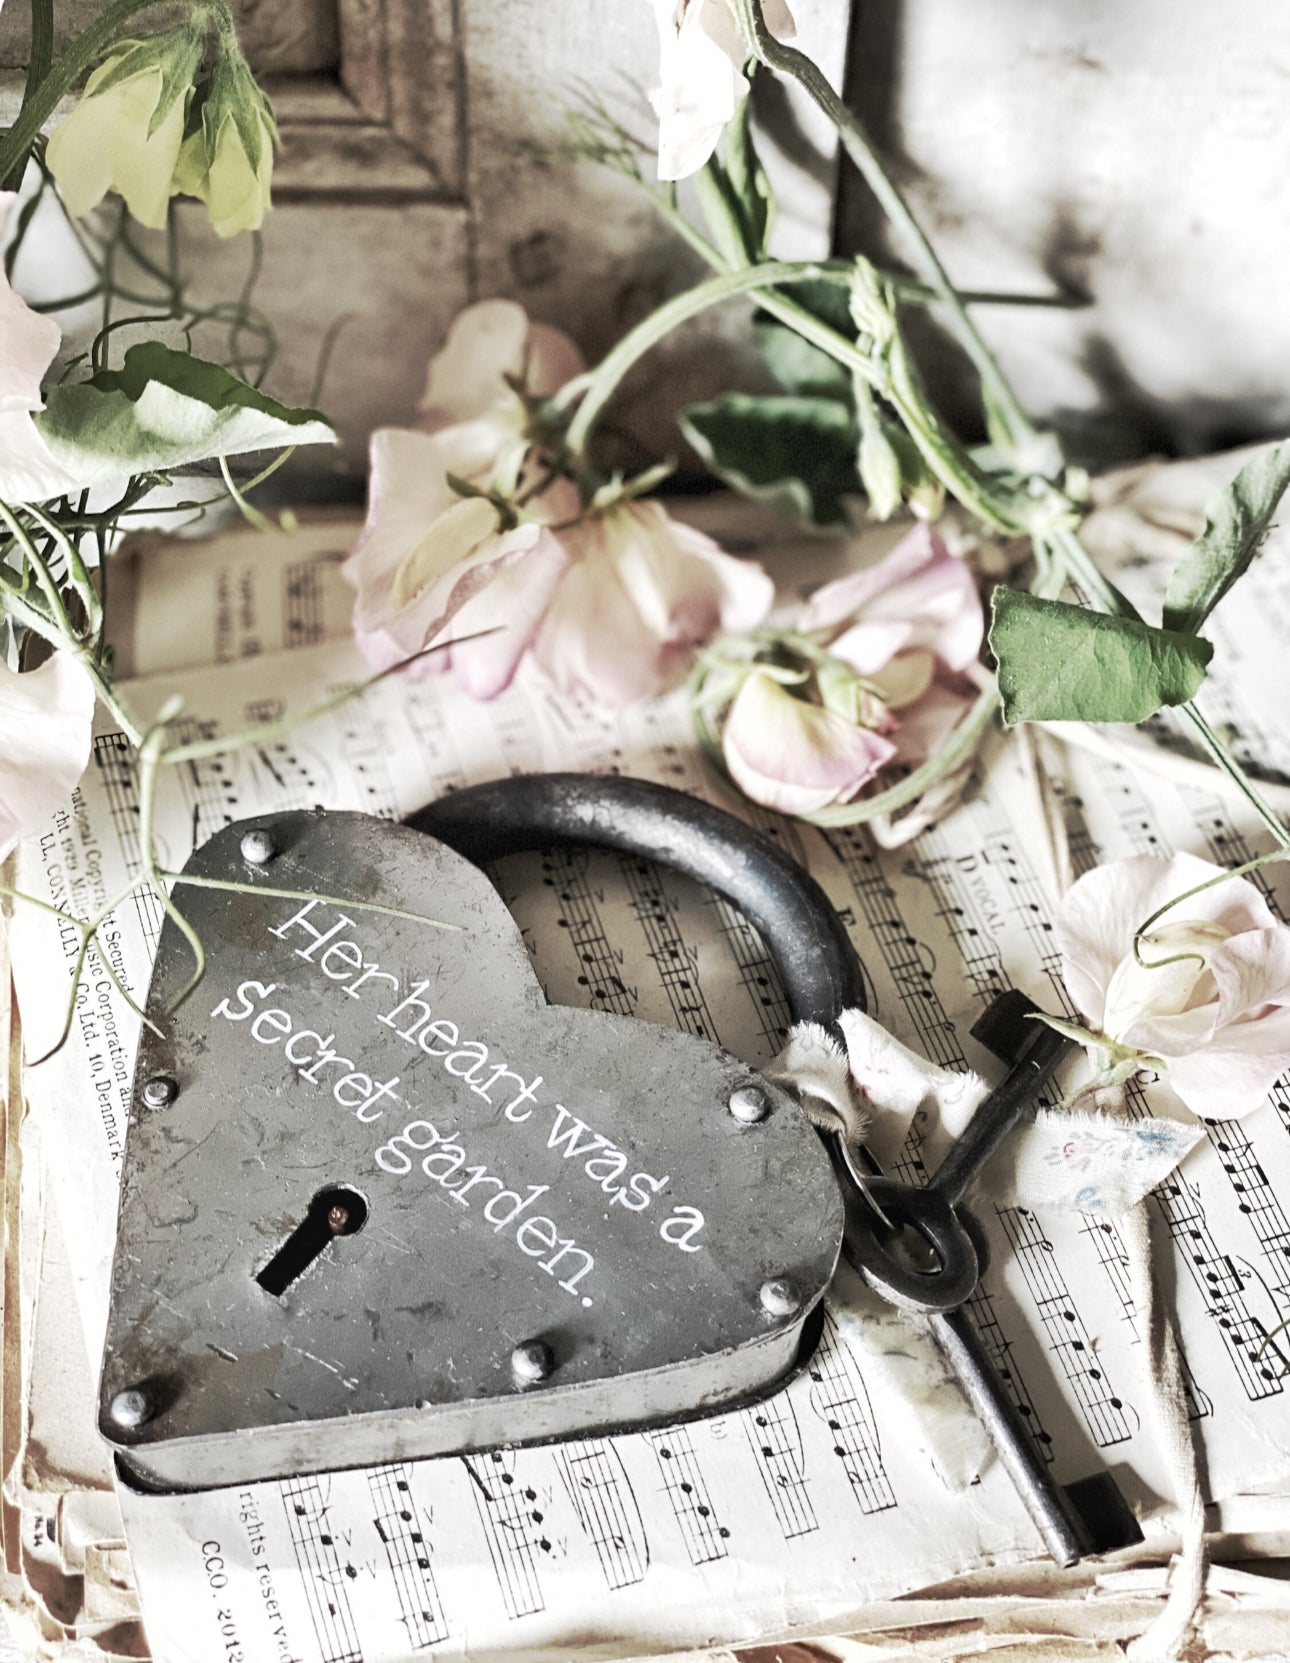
[723,670,897,816]
[712,522,983,818]
[1056,851,1290,1120]
[343,428,569,700]
[418,298,583,488]
[0,652,96,860]
[648,0,796,182]
[798,521,984,678]
[533,500,775,706]
[0,192,82,504]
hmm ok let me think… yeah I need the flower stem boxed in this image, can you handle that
[729,0,1035,452]
[3,0,55,188]
[562,260,880,462]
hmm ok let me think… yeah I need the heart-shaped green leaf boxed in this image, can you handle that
[35,343,335,483]
[1163,441,1290,635]
[681,392,859,525]
[990,588,1213,725]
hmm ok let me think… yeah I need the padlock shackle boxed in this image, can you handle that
[407,774,866,1032]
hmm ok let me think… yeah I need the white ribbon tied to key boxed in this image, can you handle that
[771,1009,1207,1662]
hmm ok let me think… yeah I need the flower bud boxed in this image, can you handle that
[173,50,277,237]
[46,25,204,229]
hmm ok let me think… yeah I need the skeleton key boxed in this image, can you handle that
[838,991,1139,1566]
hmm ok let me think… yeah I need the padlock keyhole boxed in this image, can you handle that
[255,1185,368,1298]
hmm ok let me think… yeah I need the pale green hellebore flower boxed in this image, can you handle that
[46,30,202,230]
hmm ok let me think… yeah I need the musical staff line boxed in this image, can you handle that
[91,733,165,951]
[284,559,326,647]
[998,1206,1137,1448]
[280,1476,362,1663]
[1206,1119,1290,1296]
[461,1451,552,1620]
[368,1463,449,1650]
[821,825,964,1071]
[333,698,399,819]
[621,856,719,1042]
[914,840,1010,1009]
[1117,1082,1290,1400]
[542,850,638,1015]
[556,1441,649,1590]
[646,1429,730,1565]
[742,1398,817,1539]
[807,1311,896,1515]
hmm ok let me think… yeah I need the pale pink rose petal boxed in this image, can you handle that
[722,670,897,817]
[1166,1009,1290,1120]
[431,527,569,700]
[534,502,773,707]
[0,652,95,860]
[1055,852,1274,1029]
[800,524,984,675]
[0,193,82,503]
[343,425,498,642]
[533,555,673,707]
[420,299,583,428]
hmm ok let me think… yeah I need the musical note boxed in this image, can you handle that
[1206,1118,1290,1296]
[461,1451,554,1619]
[998,1206,1138,1448]
[807,1311,896,1514]
[542,849,638,1015]
[646,1428,731,1564]
[620,856,719,1042]
[284,559,326,647]
[742,1398,817,1539]
[555,1441,649,1590]
[821,825,964,1072]
[280,1476,363,1663]
[368,1464,450,1650]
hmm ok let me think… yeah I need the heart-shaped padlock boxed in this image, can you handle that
[100,776,856,1489]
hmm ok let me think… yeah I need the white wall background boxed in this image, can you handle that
[841,0,1290,461]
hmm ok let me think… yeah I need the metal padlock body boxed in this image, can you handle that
[100,791,848,1490]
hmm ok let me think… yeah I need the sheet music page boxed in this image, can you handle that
[11,474,1290,1660]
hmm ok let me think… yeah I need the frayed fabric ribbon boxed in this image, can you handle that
[772,1015,1208,1659]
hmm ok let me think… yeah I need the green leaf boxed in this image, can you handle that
[753,277,856,401]
[989,588,1213,725]
[34,344,335,484]
[681,393,860,525]
[721,98,773,258]
[1162,440,1290,634]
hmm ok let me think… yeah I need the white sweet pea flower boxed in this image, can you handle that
[46,29,201,229]
[1056,851,1290,1120]
[172,53,277,237]
[343,427,572,700]
[0,193,82,504]
[648,0,795,181]
[0,652,96,860]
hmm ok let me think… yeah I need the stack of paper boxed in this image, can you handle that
[6,469,1290,1660]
